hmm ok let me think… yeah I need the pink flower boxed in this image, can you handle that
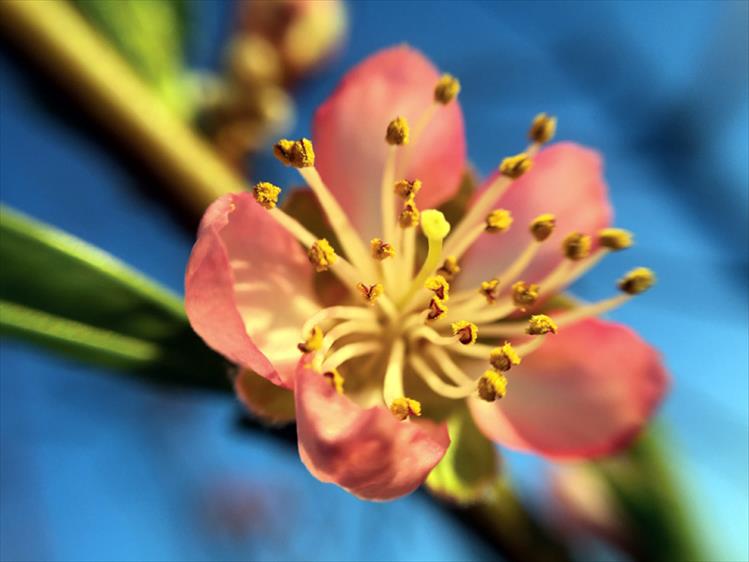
[185,46,670,501]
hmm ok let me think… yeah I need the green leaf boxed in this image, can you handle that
[0,205,228,390]
[71,0,190,116]
[426,407,499,504]
[590,428,705,562]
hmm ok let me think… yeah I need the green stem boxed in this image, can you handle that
[1,206,185,321]
[0,0,245,217]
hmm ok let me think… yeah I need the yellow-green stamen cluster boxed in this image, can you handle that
[247,94,653,421]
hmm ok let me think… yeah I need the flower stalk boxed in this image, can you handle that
[0,0,244,217]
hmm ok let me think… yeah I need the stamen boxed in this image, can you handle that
[321,341,381,372]
[528,113,557,145]
[426,297,448,321]
[437,256,461,280]
[599,228,634,251]
[385,116,410,146]
[382,339,406,406]
[308,239,338,272]
[322,368,345,395]
[449,233,541,306]
[408,325,462,347]
[530,213,556,242]
[477,370,508,402]
[434,74,461,105]
[485,209,514,233]
[370,238,395,261]
[409,355,475,400]
[618,267,656,295]
[380,146,398,257]
[499,153,533,179]
[301,306,375,336]
[266,206,381,293]
[447,335,545,359]
[356,282,384,304]
[398,223,417,295]
[451,321,478,345]
[479,279,500,303]
[562,232,592,261]
[548,294,631,330]
[443,149,535,258]
[544,246,612,298]
[294,153,376,278]
[390,396,422,420]
[447,222,485,262]
[527,314,558,335]
[315,320,381,368]
[394,179,422,199]
[425,346,477,386]
[252,181,281,209]
[425,275,450,301]
[511,280,540,310]
[490,342,521,371]
[273,138,315,168]
[399,195,420,228]
[297,325,323,353]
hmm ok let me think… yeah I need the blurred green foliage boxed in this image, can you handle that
[426,407,499,504]
[0,205,228,390]
[71,0,191,116]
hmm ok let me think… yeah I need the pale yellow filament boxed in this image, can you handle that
[409,354,475,399]
[298,166,376,279]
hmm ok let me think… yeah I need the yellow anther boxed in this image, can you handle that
[425,275,450,301]
[530,213,556,242]
[528,113,557,144]
[356,282,384,304]
[599,228,634,251]
[512,280,540,309]
[562,232,592,260]
[390,397,422,420]
[485,209,514,233]
[499,153,532,179]
[426,297,448,321]
[370,238,396,260]
[452,321,478,345]
[399,196,421,228]
[477,370,508,402]
[489,342,521,371]
[437,256,461,279]
[618,267,655,295]
[308,239,337,272]
[434,73,461,104]
[394,179,422,199]
[252,181,281,210]
[297,325,323,353]
[323,369,344,395]
[273,138,315,168]
[479,278,500,303]
[386,116,410,146]
[421,209,451,241]
[526,314,558,335]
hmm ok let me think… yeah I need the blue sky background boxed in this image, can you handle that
[2,1,747,560]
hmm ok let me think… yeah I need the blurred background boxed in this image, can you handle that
[1,1,747,561]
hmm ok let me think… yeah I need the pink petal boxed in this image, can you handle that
[295,359,450,500]
[458,143,612,289]
[314,45,466,242]
[185,193,319,387]
[468,318,670,459]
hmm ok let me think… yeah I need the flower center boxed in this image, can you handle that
[255,80,654,420]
